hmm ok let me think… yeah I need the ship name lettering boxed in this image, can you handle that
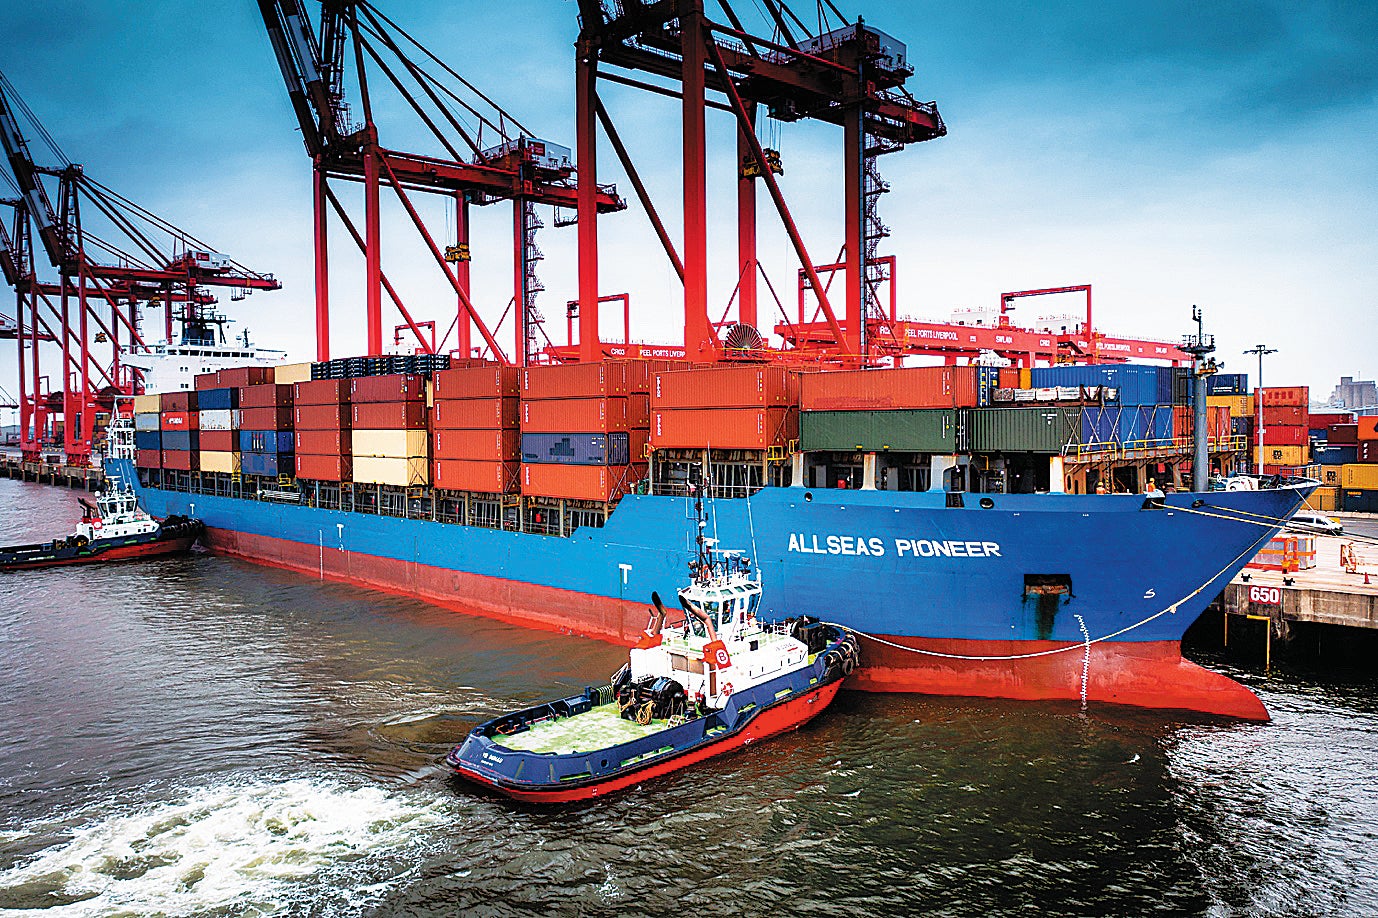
[788,533,886,556]
[894,539,1002,558]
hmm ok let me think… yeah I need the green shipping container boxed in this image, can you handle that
[969,406,1079,453]
[800,409,960,452]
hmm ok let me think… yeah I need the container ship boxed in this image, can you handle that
[109,358,1314,721]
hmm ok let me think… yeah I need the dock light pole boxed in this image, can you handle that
[1244,345,1278,476]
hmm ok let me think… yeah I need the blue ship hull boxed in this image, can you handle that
[108,457,1309,719]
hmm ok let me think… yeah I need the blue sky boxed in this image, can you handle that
[1,1,1375,402]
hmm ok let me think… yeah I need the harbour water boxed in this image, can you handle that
[3,476,1377,917]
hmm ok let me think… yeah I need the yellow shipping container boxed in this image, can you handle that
[1308,486,1341,512]
[352,455,428,487]
[1207,394,1253,417]
[273,362,313,384]
[351,429,429,459]
[1318,465,1343,486]
[1253,445,1308,466]
[198,451,240,474]
[1018,367,1032,389]
[132,394,162,414]
[1341,463,1378,490]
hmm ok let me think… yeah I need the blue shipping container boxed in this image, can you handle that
[1030,364,1165,406]
[1315,446,1357,465]
[522,432,631,466]
[160,430,197,452]
[240,452,293,477]
[134,430,162,450]
[1206,373,1250,395]
[239,429,294,454]
[1079,407,1123,447]
[196,387,238,410]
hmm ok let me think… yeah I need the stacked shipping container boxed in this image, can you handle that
[1253,386,1310,470]
[655,364,799,449]
[431,364,521,493]
[523,361,650,501]
[294,379,352,481]
[351,374,429,486]
[799,366,978,452]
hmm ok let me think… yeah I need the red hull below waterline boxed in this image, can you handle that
[201,527,1265,721]
[453,681,846,803]
[850,634,1269,722]
[0,536,199,572]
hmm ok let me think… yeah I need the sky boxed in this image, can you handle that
[1,0,1375,408]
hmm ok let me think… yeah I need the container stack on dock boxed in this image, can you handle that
[521,361,650,503]
[1340,416,1378,512]
[1253,386,1310,471]
[431,364,521,494]
[294,379,353,482]
[350,374,429,487]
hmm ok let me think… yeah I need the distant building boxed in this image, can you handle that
[1329,376,1378,409]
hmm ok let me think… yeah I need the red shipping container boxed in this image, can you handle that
[800,366,979,410]
[1254,386,1308,408]
[654,365,798,409]
[432,397,519,430]
[295,403,351,429]
[998,368,1021,389]
[1358,441,1378,463]
[1361,417,1378,441]
[296,429,351,454]
[161,391,195,412]
[523,361,634,399]
[520,462,645,501]
[352,400,428,429]
[239,406,294,430]
[433,428,520,461]
[194,372,220,390]
[1173,405,1231,441]
[161,450,198,471]
[1257,405,1305,426]
[349,374,426,403]
[217,366,273,388]
[200,430,235,452]
[136,449,162,469]
[294,379,350,405]
[160,411,193,430]
[1309,412,1355,428]
[238,383,295,408]
[651,408,798,449]
[1260,425,1308,446]
[1329,423,1359,444]
[433,365,520,400]
[295,454,353,481]
[629,427,650,462]
[434,458,519,493]
[521,396,649,433]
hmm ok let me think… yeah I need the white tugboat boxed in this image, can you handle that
[446,487,859,802]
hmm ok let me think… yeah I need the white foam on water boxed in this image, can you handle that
[0,776,446,917]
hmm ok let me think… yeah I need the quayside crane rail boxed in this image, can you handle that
[0,69,281,463]
[257,0,626,367]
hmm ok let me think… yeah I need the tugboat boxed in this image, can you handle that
[0,479,202,571]
[446,489,859,803]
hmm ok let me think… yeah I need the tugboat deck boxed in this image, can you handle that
[498,704,672,755]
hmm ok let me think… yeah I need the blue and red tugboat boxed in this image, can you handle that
[0,479,202,571]
[446,492,858,802]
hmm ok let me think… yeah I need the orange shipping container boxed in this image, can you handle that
[238,384,294,408]
[1254,386,1308,408]
[1257,405,1305,426]
[521,396,649,433]
[800,366,979,410]
[1360,417,1378,441]
[523,361,633,399]
[294,379,350,405]
[433,459,518,493]
[350,373,426,403]
[651,408,798,449]
[352,401,428,429]
[295,403,350,429]
[433,365,520,399]
[520,462,645,501]
[653,365,798,409]
[431,397,519,430]
[433,428,520,461]
[296,429,351,454]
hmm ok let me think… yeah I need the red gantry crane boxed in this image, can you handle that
[0,71,282,464]
[257,0,626,367]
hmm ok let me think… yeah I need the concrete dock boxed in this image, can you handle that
[0,455,104,490]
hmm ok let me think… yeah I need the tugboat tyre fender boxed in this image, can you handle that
[841,656,855,676]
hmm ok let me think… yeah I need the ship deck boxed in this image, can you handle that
[496,704,674,755]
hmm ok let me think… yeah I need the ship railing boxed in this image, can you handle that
[650,481,765,500]
[1063,435,1250,461]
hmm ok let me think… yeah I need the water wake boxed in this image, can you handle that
[0,776,445,917]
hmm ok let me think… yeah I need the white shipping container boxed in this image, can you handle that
[199,451,240,474]
[351,428,429,459]
[352,455,428,487]
[134,413,160,431]
[199,409,235,430]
